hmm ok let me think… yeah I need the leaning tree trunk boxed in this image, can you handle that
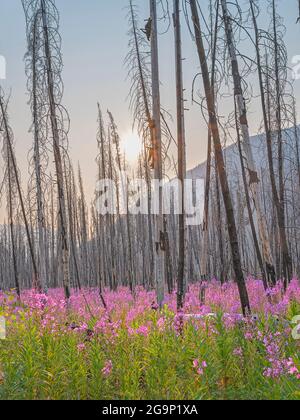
[0,93,39,292]
[190,0,251,316]
[221,0,274,286]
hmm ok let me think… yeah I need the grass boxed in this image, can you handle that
[0,282,300,400]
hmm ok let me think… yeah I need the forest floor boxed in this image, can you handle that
[0,279,300,400]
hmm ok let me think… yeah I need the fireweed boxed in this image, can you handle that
[0,279,300,400]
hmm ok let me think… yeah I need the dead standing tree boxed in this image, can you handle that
[173,0,187,310]
[126,0,155,287]
[270,0,293,286]
[127,0,168,304]
[150,0,165,307]
[0,91,39,295]
[198,0,219,300]
[0,96,20,296]
[249,0,292,287]
[23,0,71,299]
[221,0,275,287]
[96,103,111,294]
[108,110,134,291]
[23,0,49,292]
[189,0,251,316]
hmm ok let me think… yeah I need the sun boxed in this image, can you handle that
[120,131,143,163]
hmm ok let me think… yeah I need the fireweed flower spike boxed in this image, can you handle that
[102,360,113,377]
[1,279,300,399]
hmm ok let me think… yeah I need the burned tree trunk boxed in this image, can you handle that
[150,0,165,307]
[250,0,292,287]
[40,0,70,299]
[0,92,39,293]
[173,0,187,310]
[190,0,251,316]
[221,0,274,286]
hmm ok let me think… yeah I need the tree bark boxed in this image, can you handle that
[190,0,251,316]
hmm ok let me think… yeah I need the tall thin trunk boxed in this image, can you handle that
[200,0,219,283]
[32,13,47,292]
[0,94,39,291]
[272,0,290,286]
[250,0,292,286]
[41,0,70,299]
[190,0,251,316]
[7,145,20,297]
[173,0,186,310]
[150,0,165,307]
[221,0,272,286]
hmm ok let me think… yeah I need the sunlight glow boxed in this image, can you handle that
[120,131,143,163]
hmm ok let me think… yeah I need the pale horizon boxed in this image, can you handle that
[1,0,300,220]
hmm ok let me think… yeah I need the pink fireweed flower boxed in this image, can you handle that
[193,359,207,375]
[157,317,166,332]
[102,360,113,377]
[77,343,86,352]
[127,327,135,336]
[151,301,159,311]
[289,366,299,375]
[233,348,243,357]
[174,311,184,335]
[193,359,199,368]
[286,359,299,376]
[135,325,149,337]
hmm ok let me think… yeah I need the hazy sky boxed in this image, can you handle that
[0,0,300,216]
